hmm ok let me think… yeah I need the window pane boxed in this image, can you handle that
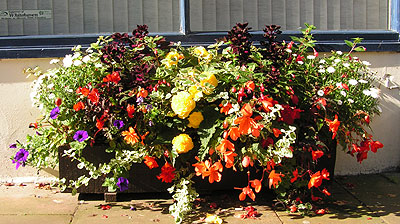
[0,0,180,36]
[189,0,389,31]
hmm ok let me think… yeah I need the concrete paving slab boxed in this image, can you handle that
[0,214,72,224]
[0,184,78,215]
[337,173,400,224]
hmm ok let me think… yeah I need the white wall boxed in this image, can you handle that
[0,52,399,181]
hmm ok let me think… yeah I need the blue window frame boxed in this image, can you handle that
[0,0,399,59]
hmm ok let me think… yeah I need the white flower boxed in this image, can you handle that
[349,79,358,85]
[359,79,368,84]
[327,67,335,73]
[353,57,359,60]
[317,90,324,96]
[307,55,316,60]
[285,49,292,53]
[292,54,297,57]
[297,61,304,65]
[82,55,90,63]
[340,91,347,97]
[369,88,380,98]
[38,104,44,110]
[74,60,82,66]
[319,59,326,64]
[337,100,343,105]
[47,83,54,89]
[336,82,343,88]
[49,93,56,99]
[334,58,341,63]
[72,52,81,59]
[63,55,73,67]
[67,89,74,93]
[343,63,350,68]
[348,98,354,103]
[363,89,371,96]
[318,69,325,73]
[362,61,371,66]
[336,51,343,55]
[95,63,102,68]
[50,59,60,64]
[228,103,240,114]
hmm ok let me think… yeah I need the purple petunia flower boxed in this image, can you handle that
[113,120,124,129]
[136,96,144,105]
[116,177,129,192]
[146,104,153,111]
[148,120,153,127]
[12,148,29,170]
[73,130,88,142]
[50,107,60,119]
[9,143,17,148]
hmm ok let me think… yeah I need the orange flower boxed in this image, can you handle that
[88,88,99,104]
[290,169,299,183]
[127,104,135,118]
[308,171,322,189]
[219,103,232,115]
[193,159,223,183]
[216,139,235,153]
[144,156,158,169]
[157,162,176,183]
[272,128,282,138]
[228,127,240,141]
[137,88,148,98]
[245,80,255,91]
[223,151,237,169]
[73,101,85,111]
[325,114,340,139]
[103,71,121,84]
[81,87,90,96]
[234,104,259,136]
[312,150,324,161]
[205,160,223,183]
[268,170,284,189]
[122,127,140,145]
[322,188,331,196]
[260,97,275,112]
[96,118,105,130]
[193,159,208,179]
[250,179,262,193]
[238,186,255,201]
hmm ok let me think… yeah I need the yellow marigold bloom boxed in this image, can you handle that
[122,127,140,145]
[188,85,202,101]
[200,72,218,95]
[171,91,196,119]
[205,214,223,224]
[172,134,194,154]
[187,112,204,128]
[193,46,212,61]
[163,51,183,68]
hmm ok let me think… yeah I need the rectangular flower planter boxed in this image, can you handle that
[58,145,249,194]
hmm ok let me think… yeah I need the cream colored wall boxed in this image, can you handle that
[0,58,57,182]
[0,52,399,181]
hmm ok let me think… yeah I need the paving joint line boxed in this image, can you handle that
[68,203,80,224]
[333,177,387,223]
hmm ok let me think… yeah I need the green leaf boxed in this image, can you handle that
[197,107,223,160]
[344,40,353,48]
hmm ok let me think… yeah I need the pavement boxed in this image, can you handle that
[0,172,399,224]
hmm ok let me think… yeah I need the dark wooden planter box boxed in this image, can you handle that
[58,145,249,194]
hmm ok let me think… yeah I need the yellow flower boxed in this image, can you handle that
[162,51,183,68]
[200,72,218,95]
[172,134,194,154]
[171,91,196,119]
[193,46,212,61]
[187,112,204,128]
[205,214,223,224]
[188,85,202,101]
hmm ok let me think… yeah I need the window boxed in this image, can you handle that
[0,0,398,58]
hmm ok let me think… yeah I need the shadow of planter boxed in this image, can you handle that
[58,144,250,194]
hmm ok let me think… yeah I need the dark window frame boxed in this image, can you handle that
[0,0,399,59]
